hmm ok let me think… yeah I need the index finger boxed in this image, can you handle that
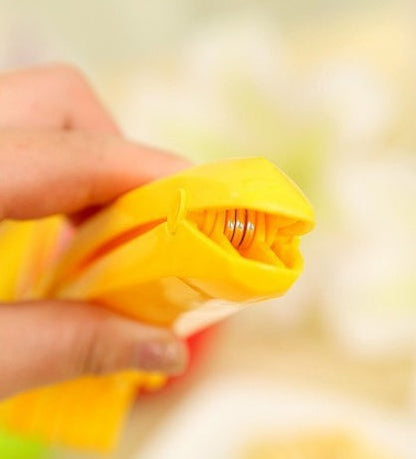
[0,128,190,220]
[0,64,120,133]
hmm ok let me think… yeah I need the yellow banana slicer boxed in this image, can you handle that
[0,157,314,452]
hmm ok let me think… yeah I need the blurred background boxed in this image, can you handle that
[1,0,415,457]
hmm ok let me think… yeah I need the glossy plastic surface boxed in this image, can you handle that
[0,158,314,451]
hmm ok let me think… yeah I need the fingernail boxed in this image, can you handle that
[135,339,188,375]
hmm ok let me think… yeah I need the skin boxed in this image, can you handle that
[0,64,190,399]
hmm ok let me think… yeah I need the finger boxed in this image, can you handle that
[0,301,188,399]
[0,64,120,134]
[0,128,190,220]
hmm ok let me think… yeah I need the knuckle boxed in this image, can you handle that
[74,325,107,376]
[67,311,132,377]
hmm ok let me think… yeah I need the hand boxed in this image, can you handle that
[0,64,189,399]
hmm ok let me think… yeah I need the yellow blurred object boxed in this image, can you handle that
[242,431,394,459]
[0,158,314,451]
[0,371,166,451]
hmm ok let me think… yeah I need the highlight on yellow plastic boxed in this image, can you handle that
[0,157,314,451]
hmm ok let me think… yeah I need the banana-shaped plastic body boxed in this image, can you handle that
[0,158,314,451]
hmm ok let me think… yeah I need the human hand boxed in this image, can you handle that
[0,64,189,399]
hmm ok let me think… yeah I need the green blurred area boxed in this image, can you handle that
[0,429,48,459]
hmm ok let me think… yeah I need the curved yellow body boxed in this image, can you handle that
[0,158,314,451]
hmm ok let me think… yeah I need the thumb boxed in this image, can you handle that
[0,301,188,399]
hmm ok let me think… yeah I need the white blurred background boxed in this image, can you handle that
[1,0,415,457]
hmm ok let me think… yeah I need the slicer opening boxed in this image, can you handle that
[189,209,303,269]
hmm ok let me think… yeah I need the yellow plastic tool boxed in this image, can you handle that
[0,157,314,451]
